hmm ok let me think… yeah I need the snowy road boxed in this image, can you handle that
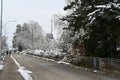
[13,54,120,80]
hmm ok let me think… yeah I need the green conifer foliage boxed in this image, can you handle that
[63,0,120,58]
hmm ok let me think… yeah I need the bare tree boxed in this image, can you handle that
[13,21,44,51]
[1,36,8,50]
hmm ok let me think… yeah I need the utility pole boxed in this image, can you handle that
[0,0,3,60]
[32,29,34,51]
[31,25,35,53]
[51,20,53,34]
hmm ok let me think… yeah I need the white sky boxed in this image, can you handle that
[2,0,66,47]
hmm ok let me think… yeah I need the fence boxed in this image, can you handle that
[68,55,120,74]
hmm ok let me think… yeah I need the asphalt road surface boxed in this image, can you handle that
[13,54,120,80]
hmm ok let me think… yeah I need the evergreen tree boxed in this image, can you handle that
[63,0,120,58]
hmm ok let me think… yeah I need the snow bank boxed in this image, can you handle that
[62,56,67,61]
[0,61,4,70]
[11,55,33,80]
[34,49,44,55]
[42,57,55,62]
[93,70,98,73]
[19,51,27,55]
[0,64,4,70]
[1,55,6,61]
[57,61,71,65]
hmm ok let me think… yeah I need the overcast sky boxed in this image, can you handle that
[2,0,66,47]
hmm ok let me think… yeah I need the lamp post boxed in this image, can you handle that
[4,21,16,36]
[0,0,3,60]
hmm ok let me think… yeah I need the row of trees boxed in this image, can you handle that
[12,0,120,58]
[1,36,8,50]
[12,21,55,52]
[57,0,120,58]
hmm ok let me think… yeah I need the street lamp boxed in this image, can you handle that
[4,21,16,36]
[0,0,3,60]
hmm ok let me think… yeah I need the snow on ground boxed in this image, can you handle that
[1,55,6,61]
[93,70,98,73]
[0,59,4,70]
[32,55,56,62]
[34,49,44,55]
[57,60,71,65]
[19,51,27,55]
[41,57,55,62]
[32,54,71,66]
[0,62,4,70]
[11,55,33,80]
[0,65,4,70]
[32,55,71,66]
[31,54,103,74]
